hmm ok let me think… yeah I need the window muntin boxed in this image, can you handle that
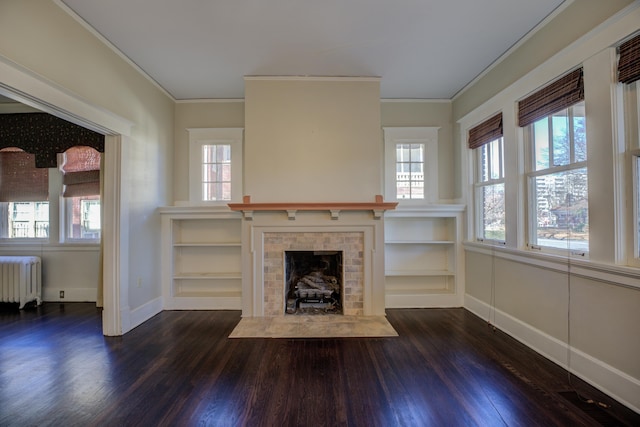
[395,143,425,200]
[475,138,505,242]
[527,101,588,253]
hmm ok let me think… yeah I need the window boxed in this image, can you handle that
[475,138,505,242]
[619,33,640,266]
[383,127,439,203]
[623,80,640,265]
[396,144,424,199]
[468,113,505,243]
[526,102,588,253]
[60,146,101,241]
[0,149,49,240]
[188,128,243,205]
[7,202,49,238]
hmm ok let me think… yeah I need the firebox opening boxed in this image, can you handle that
[284,250,343,315]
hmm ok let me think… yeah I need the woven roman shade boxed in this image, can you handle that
[517,68,584,127]
[468,113,503,149]
[0,149,49,202]
[618,32,640,85]
[60,146,101,197]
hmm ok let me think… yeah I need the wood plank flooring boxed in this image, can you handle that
[0,303,638,426]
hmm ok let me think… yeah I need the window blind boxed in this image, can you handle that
[468,113,503,149]
[618,32,640,85]
[0,149,49,202]
[60,146,101,197]
[517,68,584,127]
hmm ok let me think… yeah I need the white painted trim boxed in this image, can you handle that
[383,127,440,204]
[381,99,451,103]
[175,99,244,104]
[101,135,127,336]
[187,128,244,206]
[129,296,164,330]
[0,244,99,252]
[52,0,174,102]
[464,294,640,414]
[464,241,640,290]
[0,54,132,136]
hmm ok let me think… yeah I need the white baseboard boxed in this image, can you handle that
[128,296,163,331]
[43,287,97,302]
[464,294,640,414]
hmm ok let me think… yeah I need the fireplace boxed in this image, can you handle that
[229,197,396,318]
[284,250,343,314]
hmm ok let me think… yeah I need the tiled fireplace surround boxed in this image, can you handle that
[231,201,393,318]
[263,231,363,316]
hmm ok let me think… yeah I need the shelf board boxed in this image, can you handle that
[385,287,453,295]
[173,242,241,247]
[173,272,242,280]
[173,290,242,298]
[385,269,455,277]
[385,240,454,245]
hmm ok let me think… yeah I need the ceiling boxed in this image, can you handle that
[59,0,566,100]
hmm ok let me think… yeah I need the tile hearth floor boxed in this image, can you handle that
[228,315,398,338]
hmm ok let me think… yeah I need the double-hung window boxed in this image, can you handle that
[469,113,505,243]
[188,128,243,205]
[59,146,101,241]
[618,33,640,266]
[519,68,588,254]
[383,127,439,203]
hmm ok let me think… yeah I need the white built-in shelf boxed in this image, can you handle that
[173,242,242,247]
[173,272,242,280]
[385,269,455,277]
[384,205,464,308]
[160,206,243,310]
[385,240,454,245]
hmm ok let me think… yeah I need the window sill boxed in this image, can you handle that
[463,240,640,290]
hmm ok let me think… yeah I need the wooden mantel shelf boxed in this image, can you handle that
[228,195,398,220]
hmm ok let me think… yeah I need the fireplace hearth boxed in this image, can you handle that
[285,250,343,315]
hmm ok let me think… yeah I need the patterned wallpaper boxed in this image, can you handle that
[0,113,104,168]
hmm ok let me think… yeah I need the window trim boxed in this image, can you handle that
[188,128,243,206]
[383,127,439,205]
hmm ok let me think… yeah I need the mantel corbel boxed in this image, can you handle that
[228,195,398,219]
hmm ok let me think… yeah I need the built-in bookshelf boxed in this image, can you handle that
[160,207,242,310]
[384,205,465,307]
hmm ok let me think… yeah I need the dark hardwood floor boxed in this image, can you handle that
[0,303,638,426]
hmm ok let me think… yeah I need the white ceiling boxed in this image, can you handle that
[60,0,566,100]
